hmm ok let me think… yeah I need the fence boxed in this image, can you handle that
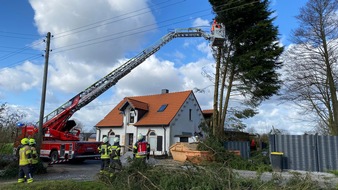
[269,134,338,172]
[224,141,250,159]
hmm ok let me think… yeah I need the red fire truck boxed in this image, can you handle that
[14,22,224,163]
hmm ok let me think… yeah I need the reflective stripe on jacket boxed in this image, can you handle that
[98,144,110,159]
[31,146,39,164]
[19,145,32,166]
[111,145,121,160]
[133,141,150,158]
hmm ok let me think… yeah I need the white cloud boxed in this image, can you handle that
[0,61,42,91]
[192,18,210,27]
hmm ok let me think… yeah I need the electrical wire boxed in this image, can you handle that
[52,0,259,54]
[0,0,259,70]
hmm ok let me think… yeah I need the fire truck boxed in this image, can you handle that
[15,21,225,163]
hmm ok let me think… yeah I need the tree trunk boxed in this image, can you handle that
[212,47,222,138]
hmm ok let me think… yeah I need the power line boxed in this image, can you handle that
[0,0,259,69]
[52,1,259,54]
[54,0,182,38]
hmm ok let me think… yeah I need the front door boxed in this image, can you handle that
[128,133,133,151]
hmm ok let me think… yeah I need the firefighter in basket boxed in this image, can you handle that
[98,137,111,172]
[110,137,122,171]
[17,138,33,183]
[133,133,150,161]
[29,138,39,177]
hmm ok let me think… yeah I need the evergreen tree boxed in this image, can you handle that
[208,0,283,137]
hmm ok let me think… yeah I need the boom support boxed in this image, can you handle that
[40,26,225,141]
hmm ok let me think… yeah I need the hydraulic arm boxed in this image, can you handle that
[40,26,225,140]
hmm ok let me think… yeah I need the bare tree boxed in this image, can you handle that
[0,103,26,143]
[282,0,338,135]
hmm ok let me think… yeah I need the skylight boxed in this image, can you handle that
[157,104,168,112]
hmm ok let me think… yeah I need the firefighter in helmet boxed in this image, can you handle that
[133,133,150,161]
[98,137,111,172]
[18,138,33,183]
[29,138,39,176]
[110,137,122,171]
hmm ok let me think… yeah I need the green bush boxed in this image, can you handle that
[0,143,14,154]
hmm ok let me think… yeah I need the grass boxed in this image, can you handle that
[0,180,111,190]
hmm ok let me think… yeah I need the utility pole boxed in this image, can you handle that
[37,32,51,153]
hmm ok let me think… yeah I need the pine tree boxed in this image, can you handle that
[208,0,283,137]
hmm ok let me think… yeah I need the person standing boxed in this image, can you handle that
[29,138,39,177]
[133,133,150,161]
[17,138,33,183]
[110,137,122,171]
[98,137,111,172]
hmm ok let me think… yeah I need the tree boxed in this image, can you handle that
[208,0,283,139]
[0,103,26,143]
[281,0,338,135]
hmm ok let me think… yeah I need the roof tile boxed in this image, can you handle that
[96,90,192,127]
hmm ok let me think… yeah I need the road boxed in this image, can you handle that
[37,159,102,181]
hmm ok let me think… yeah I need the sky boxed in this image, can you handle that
[0,0,310,135]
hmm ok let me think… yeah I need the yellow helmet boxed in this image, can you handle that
[21,138,29,145]
[29,138,36,145]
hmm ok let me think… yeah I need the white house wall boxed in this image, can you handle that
[170,94,205,147]
[96,126,171,156]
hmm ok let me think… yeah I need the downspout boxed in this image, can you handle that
[163,125,167,156]
[98,127,101,142]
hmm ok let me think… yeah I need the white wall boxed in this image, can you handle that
[170,93,204,147]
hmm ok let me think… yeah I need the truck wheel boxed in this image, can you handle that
[50,151,59,162]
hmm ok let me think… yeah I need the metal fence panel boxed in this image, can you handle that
[224,141,250,159]
[269,134,338,172]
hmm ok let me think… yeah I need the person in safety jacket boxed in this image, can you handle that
[29,138,39,176]
[110,137,122,171]
[133,133,150,160]
[18,138,33,183]
[98,137,111,172]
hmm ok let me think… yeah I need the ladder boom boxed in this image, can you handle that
[41,26,224,133]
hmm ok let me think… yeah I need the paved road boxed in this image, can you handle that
[37,159,102,181]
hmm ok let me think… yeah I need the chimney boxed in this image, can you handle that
[161,89,169,94]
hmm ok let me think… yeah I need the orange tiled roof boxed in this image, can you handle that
[96,90,193,127]
[202,109,213,114]
[121,98,149,111]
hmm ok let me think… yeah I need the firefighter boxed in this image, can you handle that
[29,138,39,176]
[133,133,150,161]
[110,137,122,171]
[18,138,33,183]
[98,137,111,172]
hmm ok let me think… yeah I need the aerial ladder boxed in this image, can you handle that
[21,21,225,142]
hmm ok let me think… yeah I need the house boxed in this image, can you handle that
[95,89,205,156]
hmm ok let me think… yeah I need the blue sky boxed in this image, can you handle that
[0,0,311,134]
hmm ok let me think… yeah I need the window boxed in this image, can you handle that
[189,109,192,121]
[129,109,135,123]
[157,104,168,112]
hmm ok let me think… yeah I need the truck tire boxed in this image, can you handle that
[50,151,59,162]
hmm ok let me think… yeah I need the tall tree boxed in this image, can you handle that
[282,0,338,135]
[208,0,283,138]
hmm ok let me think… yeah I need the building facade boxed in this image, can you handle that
[95,89,205,156]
